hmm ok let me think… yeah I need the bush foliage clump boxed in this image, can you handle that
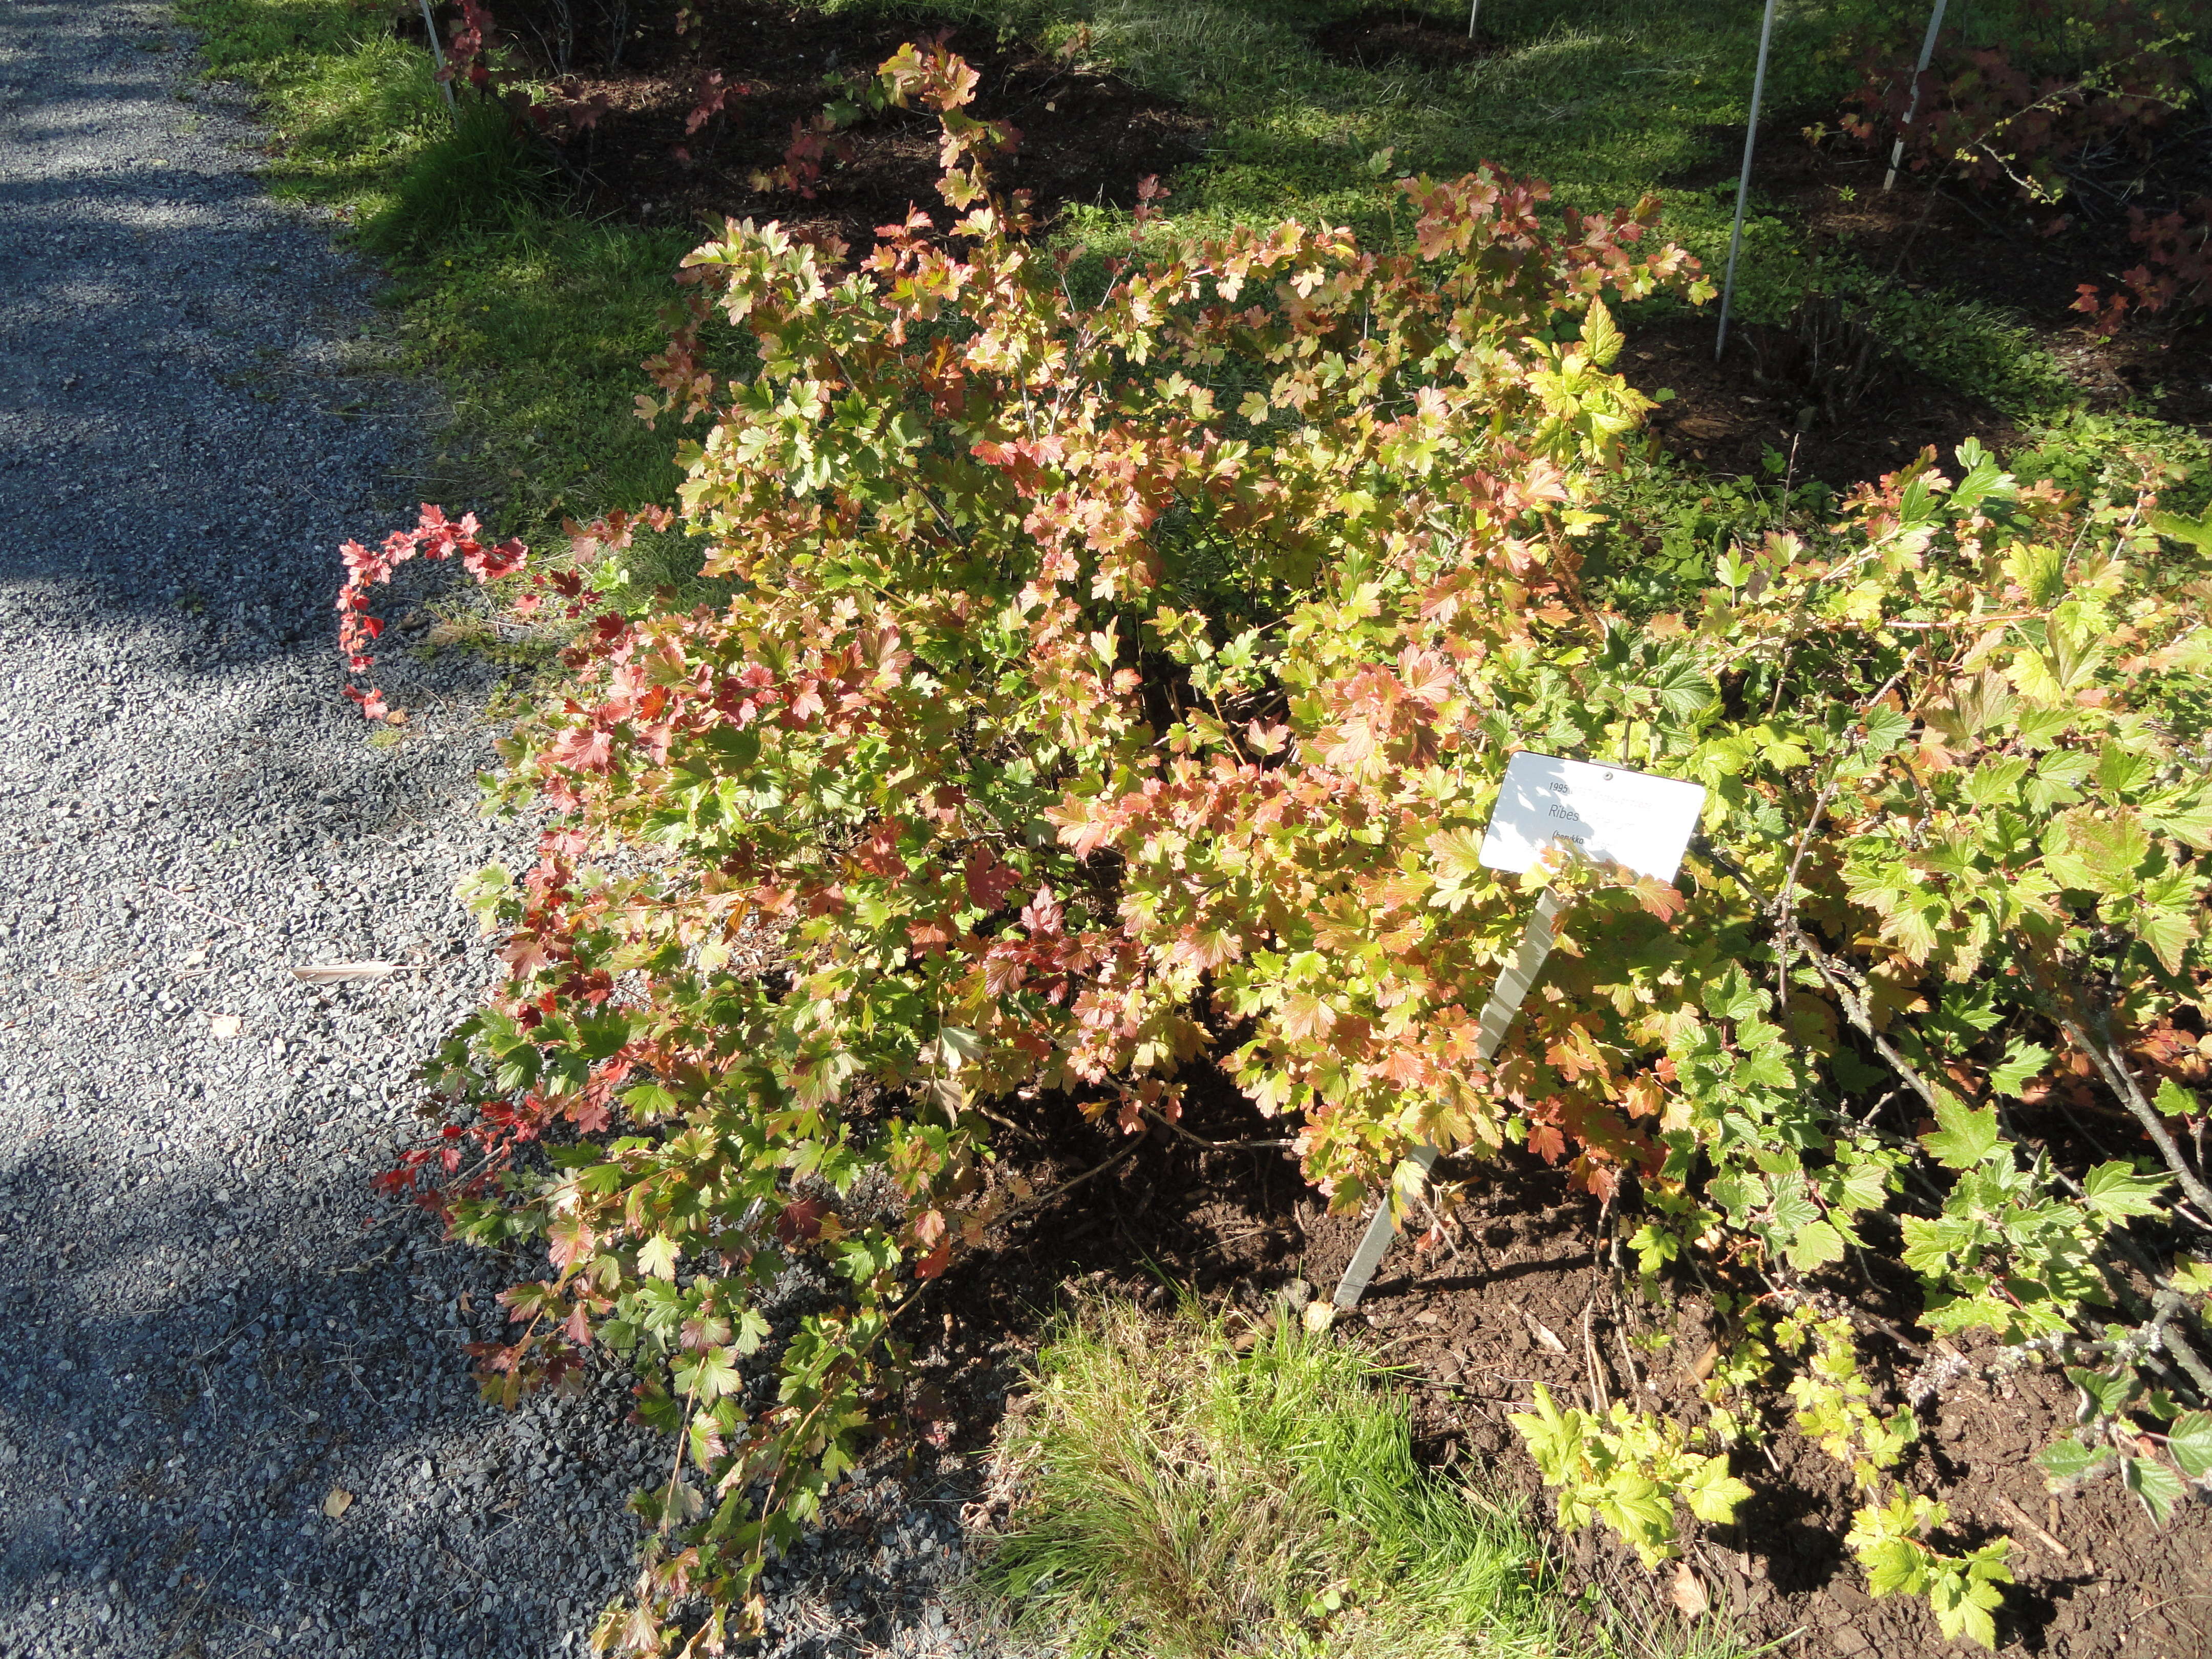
[349,42,2212,1654]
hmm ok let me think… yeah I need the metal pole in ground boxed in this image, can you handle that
[419,0,458,114]
[1330,887,1568,1311]
[1469,0,1480,40]
[1884,0,1952,192]
[1714,0,1781,363]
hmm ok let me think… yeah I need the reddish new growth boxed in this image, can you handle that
[336,504,685,720]
[336,505,526,720]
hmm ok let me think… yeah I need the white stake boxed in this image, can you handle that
[1884,0,1952,192]
[1469,0,1480,41]
[419,0,458,114]
[1715,0,1780,363]
[1330,888,1567,1311]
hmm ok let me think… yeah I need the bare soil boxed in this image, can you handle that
[401,0,1207,250]
[1310,7,1502,73]
[1627,112,2212,487]
[928,1070,2212,1658]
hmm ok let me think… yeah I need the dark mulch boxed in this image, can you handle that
[1622,311,2016,489]
[1310,6,1502,73]
[1631,111,2212,489]
[923,1063,2212,1658]
[400,0,1207,250]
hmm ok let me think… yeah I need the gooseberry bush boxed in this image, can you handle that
[349,41,2212,1654]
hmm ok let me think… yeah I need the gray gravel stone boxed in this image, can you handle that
[0,3,1015,1653]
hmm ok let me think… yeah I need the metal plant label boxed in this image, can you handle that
[1478,752,1707,884]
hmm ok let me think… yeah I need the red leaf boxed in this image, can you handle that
[964,846,1022,912]
[775,1198,825,1246]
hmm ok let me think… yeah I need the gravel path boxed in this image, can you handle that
[0,5,993,1655]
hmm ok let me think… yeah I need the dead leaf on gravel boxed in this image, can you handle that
[208,1014,242,1039]
[322,1486,353,1519]
[1669,1562,1708,1619]
[289,962,407,985]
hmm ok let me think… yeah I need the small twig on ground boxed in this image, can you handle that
[1140,1108,1298,1153]
[1992,1492,2071,1560]
[1581,1296,1609,1413]
[1613,1311,1644,1394]
[142,879,258,933]
[985,1134,1146,1233]
[1853,1308,1929,1359]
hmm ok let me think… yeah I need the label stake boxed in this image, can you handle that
[1883,0,1952,192]
[1715,0,1781,362]
[419,0,458,114]
[1331,887,1567,1310]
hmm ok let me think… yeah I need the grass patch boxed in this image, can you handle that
[179,0,709,557]
[987,1296,1745,1659]
[358,92,550,255]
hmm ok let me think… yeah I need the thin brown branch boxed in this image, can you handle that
[984,1133,1146,1233]
[1141,1108,1299,1153]
[2057,1015,2212,1217]
[1786,922,1946,1113]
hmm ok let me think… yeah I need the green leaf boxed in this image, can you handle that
[2135,903,2194,976]
[2146,507,2212,552]
[1860,1536,1930,1598]
[1768,1179,1820,1237]
[2095,742,2155,795]
[1784,1220,1848,1272]
[1987,1039,2051,1099]
[623,1082,679,1115]
[2026,749,2094,811]
[938,1025,985,1064]
[2165,1411,2212,1480]
[2155,1076,2201,1119]
[1861,704,1912,756]
[693,1347,742,1401]
[1963,756,2030,808]
[1922,1097,2003,1171]
[2038,1435,2115,1486]
[2066,1365,2137,1420]
[1948,438,2015,519]
[2065,807,2153,896]
[1899,1215,1965,1276]
[1582,297,1624,369]
[1928,1561,2007,1651]
[636,1233,681,1282]
[1680,1454,1754,1524]
[2122,1454,2187,1524]
[2144,789,2212,851]
[1703,967,1763,1025]
[1830,1155,1892,1214]
[1649,653,1714,719]
[2081,1160,2169,1222]
[2172,1257,2212,1294]
[1428,825,1488,879]
[1594,1470,1677,1564]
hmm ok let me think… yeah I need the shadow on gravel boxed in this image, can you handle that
[0,17,442,629]
[0,1136,657,1655]
[0,8,989,1655]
